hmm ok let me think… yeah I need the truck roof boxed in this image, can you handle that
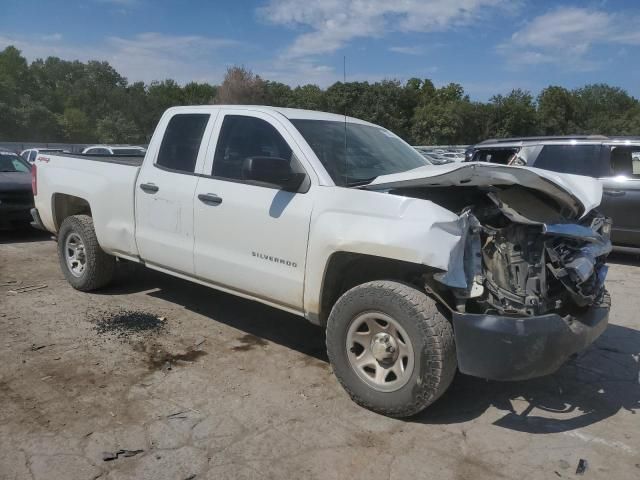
[164,105,377,126]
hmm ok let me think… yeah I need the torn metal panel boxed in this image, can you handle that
[433,211,484,300]
[364,162,603,219]
[543,223,612,248]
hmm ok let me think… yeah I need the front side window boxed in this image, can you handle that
[532,144,603,177]
[29,151,37,162]
[212,115,293,180]
[156,113,210,173]
[291,120,426,186]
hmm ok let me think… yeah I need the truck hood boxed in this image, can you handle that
[363,162,602,219]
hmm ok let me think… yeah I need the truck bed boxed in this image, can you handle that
[35,152,142,258]
[53,153,145,167]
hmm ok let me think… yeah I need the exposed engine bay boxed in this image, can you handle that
[391,185,612,316]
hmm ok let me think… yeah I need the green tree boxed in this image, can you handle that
[291,85,327,111]
[96,112,142,144]
[3,43,640,145]
[573,84,638,134]
[182,82,216,105]
[537,86,579,135]
[489,89,538,138]
[264,81,294,107]
[411,82,474,144]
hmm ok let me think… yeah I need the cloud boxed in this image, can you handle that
[499,7,640,69]
[258,59,338,86]
[0,32,240,84]
[259,0,513,58]
[41,33,63,42]
[388,46,425,56]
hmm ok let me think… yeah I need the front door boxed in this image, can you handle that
[135,112,214,274]
[599,144,640,247]
[193,111,314,312]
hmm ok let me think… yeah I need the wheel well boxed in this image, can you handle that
[52,194,92,231]
[319,252,434,326]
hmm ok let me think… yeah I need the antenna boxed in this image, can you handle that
[343,55,348,186]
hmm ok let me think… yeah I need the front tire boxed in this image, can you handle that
[57,215,116,291]
[326,280,456,417]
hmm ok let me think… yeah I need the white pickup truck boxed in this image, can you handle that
[31,106,612,417]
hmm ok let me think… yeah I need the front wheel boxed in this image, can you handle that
[326,280,456,417]
[57,214,116,291]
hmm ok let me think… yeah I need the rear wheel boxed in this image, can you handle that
[57,215,116,291]
[326,280,456,417]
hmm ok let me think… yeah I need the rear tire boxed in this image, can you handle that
[326,280,456,417]
[57,215,116,291]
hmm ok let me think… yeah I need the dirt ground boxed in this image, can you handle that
[1,229,639,480]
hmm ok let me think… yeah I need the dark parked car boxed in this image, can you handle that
[0,150,34,229]
[466,136,640,251]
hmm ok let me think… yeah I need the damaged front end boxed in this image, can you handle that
[420,185,611,317]
[364,164,613,380]
[387,179,612,381]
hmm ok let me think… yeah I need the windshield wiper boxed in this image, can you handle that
[344,176,377,187]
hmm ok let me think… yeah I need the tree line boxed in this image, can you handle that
[1,45,640,145]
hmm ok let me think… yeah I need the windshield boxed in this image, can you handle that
[0,153,30,172]
[291,119,427,186]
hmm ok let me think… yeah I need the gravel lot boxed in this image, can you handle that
[1,230,639,480]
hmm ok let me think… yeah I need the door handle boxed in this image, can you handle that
[139,182,159,194]
[198,193,223,206]
[604,190,626,197]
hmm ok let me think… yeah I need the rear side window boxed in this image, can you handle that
[89,148,110,155]
[473,148,518,165]
[0,153,30,172]
[212,115,293,181]
[156,114,210,173]
[532,145,602,177]
[608,146,640,178]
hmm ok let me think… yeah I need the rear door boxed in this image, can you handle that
[193,110,314,312]
[134,112,216,274]
[599,144,640,247]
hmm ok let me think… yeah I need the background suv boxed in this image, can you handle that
[466,136,640,251]
[82,145,146,155]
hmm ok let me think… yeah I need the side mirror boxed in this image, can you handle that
[242,156,307,192]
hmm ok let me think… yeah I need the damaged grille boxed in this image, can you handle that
[419,185,612,317]
[479,214,610,315]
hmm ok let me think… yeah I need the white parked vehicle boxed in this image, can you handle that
[30,106,612,417]
[82,145,146,155]
[20,148,65,163]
